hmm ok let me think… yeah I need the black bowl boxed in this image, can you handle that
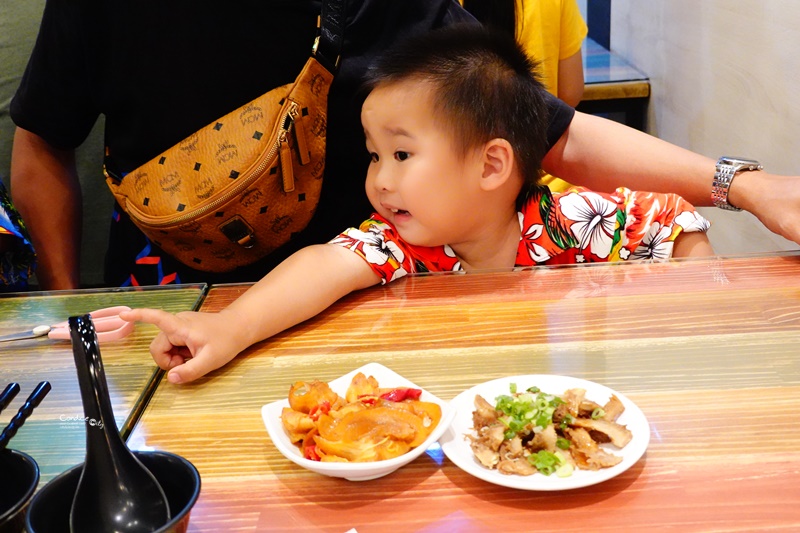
[0,449,40,533]
[25,450,200,533]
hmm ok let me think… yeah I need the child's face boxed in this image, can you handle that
[361,81,487,248]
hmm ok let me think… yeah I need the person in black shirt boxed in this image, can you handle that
[9,0,800,289]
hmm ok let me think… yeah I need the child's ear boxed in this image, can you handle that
[479,138,515,191]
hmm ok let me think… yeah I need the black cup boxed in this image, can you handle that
[0,449,39,533]
[25,450,200,533]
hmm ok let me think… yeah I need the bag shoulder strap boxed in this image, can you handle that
[315,0,347,74]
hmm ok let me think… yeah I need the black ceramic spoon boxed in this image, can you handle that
[0,382,21,416]
[68,314,171,533]
[0,381,50,448]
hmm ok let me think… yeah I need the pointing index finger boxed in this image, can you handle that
[120,308,183,334]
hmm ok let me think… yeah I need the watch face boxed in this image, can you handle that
[720,156,761,167]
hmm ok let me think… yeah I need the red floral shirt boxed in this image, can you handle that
[329,187,710,284]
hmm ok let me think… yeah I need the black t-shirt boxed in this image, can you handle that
[11,0,575,286]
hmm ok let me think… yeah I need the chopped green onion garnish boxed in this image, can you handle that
[555,457,574,478]
[494,384,564,441]
[591,408,605,420]
[528,450,563,476]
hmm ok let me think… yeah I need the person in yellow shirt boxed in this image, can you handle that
[463,0,588,190]
[518,0,587,106]
[462,0,587,104]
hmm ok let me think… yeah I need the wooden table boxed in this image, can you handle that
[0,284,206,482]
[578,37,651,131]
[128,253,800,531]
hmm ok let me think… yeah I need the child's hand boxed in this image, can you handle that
[120,308,249,384]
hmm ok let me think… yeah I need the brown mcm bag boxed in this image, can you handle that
[105,0,345,273]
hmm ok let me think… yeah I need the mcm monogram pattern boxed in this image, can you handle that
[107,57,333,272]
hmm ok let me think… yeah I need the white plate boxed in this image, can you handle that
[440,374,650,491]
[261,362,456,481]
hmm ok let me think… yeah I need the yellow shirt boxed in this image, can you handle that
[516,0,588,98]
[459,0,587,192]
[458,0,587,96]
[517,0,587,191]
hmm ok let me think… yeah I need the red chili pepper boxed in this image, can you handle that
[379,388,422,402]
[303,429,321,461]
[359,396,377,406]
[308,400,331,421]
[303,441,321,461]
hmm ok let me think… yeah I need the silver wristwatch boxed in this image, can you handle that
[712,156,762,211]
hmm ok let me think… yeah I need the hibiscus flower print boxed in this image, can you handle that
[357,224,404,265]
[675,210,711,232]
[412,243,461,273]
[631,222,674,260]
[519,212,551,263]
[558,192,619,259]
[330,223,408,283]
[441,245,462,271]
[386,265,409,282]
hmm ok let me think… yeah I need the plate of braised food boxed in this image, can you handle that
[262,362,455,481]
[440,374,649,490]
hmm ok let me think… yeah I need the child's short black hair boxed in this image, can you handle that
[362,24,550,191]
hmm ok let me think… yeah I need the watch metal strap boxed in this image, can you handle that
[711,162,742,211]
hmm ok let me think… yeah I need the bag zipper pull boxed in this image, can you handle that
[280,130,295,193]
[291,106,311,166]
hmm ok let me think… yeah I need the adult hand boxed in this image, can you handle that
[729,171,800,247]
[120,308,253,384]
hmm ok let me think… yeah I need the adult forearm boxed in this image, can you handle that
[543,112,800,246]
[543,111,717,206]
[557,52,585,108]
[10,128,82,290]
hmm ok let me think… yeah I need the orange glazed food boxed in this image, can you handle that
[280,372,442,462]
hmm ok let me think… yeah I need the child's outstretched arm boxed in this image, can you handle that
[120,244,380,384]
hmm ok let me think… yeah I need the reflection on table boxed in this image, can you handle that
[0,284,207,482]
[128,253,800,531]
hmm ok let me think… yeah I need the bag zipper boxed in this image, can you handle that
[127,100,302,227]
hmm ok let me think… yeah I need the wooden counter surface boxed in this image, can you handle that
[128,254,800,531]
